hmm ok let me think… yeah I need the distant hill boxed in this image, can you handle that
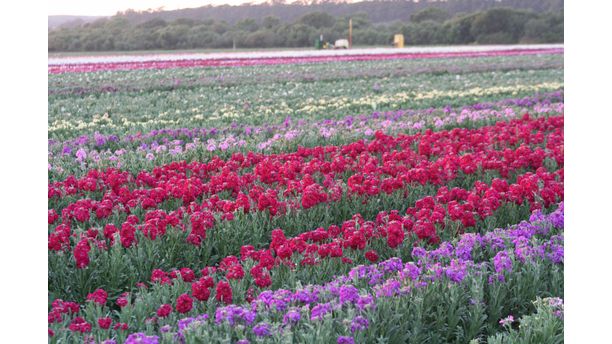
[49,0,564,29]
[49,15,105,30]
[48,0,563,51]
[115,0,563,25]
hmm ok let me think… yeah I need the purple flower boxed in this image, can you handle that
[493,251,513,274]
[215,305,255,326]
[402,262,421,280]
[178,317,195,331]
[294,288,319,304]
[339,285,360,304]
[237,340,250,344]
[549,211,564,229]
[379,257,403,273]
[283,309,301,324]
[310,303,332,321]
[456,234,478,261]
[356,294,375,311]
[445,260,467,283]
[376,279,401,297]
[548,244,564,264]
[94,132,107,146]
[75,148,87,161]
[368,271,384,286]
[125,333,159,344]
[350,316,369,333]
[252,322,271,337]
[337,336,355,344]
[411,246,427,259]
[529,209,546,223]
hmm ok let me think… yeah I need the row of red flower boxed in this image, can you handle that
[49,115,563,263]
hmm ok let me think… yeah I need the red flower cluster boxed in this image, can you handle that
[48,299,80,324]
[365,250,379,263]
[215,281,233,304]
[156,304,172,318]
[175,293,193,314]
[97,317,112,329]
[86,288,108,305]
[68,317,91,333]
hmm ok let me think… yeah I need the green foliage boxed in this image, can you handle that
[523,11,564,43]
[411,7,452,23]
[486,298,564,344]
[298,11,335,29]
[470,8,537,44]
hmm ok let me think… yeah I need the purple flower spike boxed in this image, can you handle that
[252,322,271,337]
[338,336,355,344]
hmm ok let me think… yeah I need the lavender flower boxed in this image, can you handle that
[124,333,159,344]
[310,303,332,321]
[339,285,360,304]
[356,294,375,311]
[445,259,467,283]
[493,251,513,274]
[350,316,369,333]
[283,308,301,324]
[252,322,271,337]
[338,336,355,344]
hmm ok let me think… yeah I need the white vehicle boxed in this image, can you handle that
[334,39,349,49]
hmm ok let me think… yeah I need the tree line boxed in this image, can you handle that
[48,7,563,52]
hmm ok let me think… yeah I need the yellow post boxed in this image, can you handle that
[393,34,404,48]
[349,18,352,49]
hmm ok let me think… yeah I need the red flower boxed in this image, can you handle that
[97,317,112,329]
[387,221,405,248]
[74,207,90,223]
[199,276,215,288]
[226,265,245,280]
[179,268,196,282]
[176,293,193,314]
[216,281,233,304]
[86,288,108,306]
[276,244,293,259]
[69,317,91,333]
[116,296,129,308]
[48,209,59,224]
[157,304,172,318]
[73,239,91,269]
[200,267,216,276]
[191,281,211,301]
[365,250,379,263]
[113,322,128,331]
[255,275,272,288]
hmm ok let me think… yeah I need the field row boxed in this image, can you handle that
[48,45,563,73]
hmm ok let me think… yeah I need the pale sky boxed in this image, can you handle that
[49,0,269,16]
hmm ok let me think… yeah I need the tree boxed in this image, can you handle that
[410,7,451,23]
[262,16,281,29]
[236,18,259,32]
[299,12,335,28]
[470,8,536,43]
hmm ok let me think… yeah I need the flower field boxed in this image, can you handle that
[48,46,564,343]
